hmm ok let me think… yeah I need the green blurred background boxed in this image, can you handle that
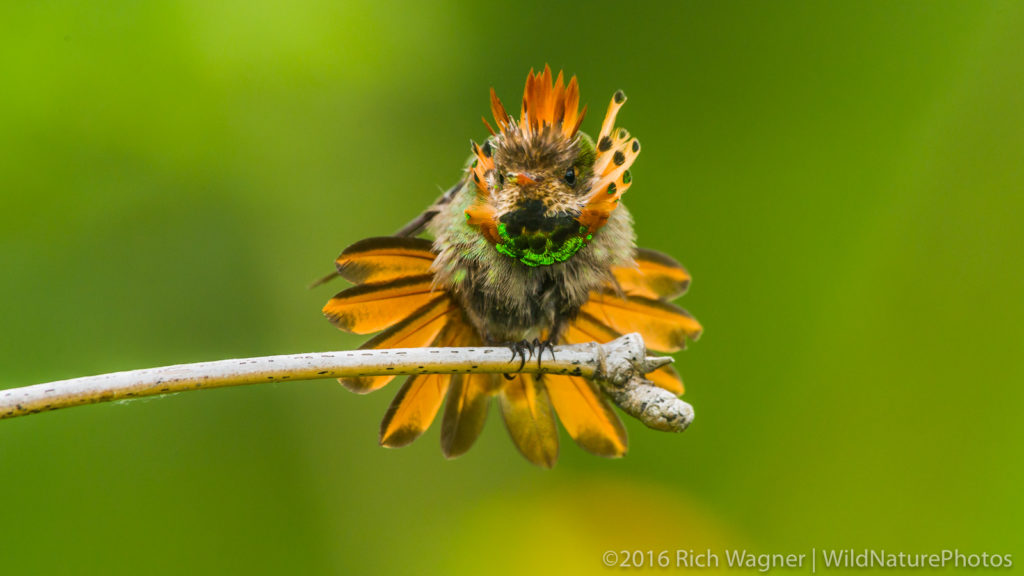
[2,1,1022,574]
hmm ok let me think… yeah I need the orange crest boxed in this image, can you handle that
[485,65,587,139]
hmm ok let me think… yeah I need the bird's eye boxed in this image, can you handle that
[498,173,506,186]
[563,166,576,186]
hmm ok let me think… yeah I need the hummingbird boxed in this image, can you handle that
[321,66,701,467]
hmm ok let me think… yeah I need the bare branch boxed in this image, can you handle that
[0,333,693,432]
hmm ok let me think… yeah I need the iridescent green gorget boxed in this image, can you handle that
[494,222,592,267]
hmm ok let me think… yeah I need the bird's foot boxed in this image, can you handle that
[502,339,556,380]
[533,338,556,368]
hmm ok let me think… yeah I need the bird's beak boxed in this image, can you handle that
[512,173,537,187]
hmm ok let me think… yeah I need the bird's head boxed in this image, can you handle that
[465,66,640,267]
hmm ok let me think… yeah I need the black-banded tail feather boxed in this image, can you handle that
[499,373,559,468]
[379,316,475,448]
[334,237,436,284]
[309,235,437,288]
[610,248,692,300]
[337,297,453,394]
[323,274,442,335]
[546,375,627,458]
[441,372,499,458]
[579,290,701,353]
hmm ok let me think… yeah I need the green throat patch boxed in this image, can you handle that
[494,222,591,267]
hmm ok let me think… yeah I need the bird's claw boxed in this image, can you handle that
[535,338,556,368]
[502,339,556,379]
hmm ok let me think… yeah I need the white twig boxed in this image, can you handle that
[0,333,693,432]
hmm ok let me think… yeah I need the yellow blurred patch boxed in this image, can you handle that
[440,477,737,575]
